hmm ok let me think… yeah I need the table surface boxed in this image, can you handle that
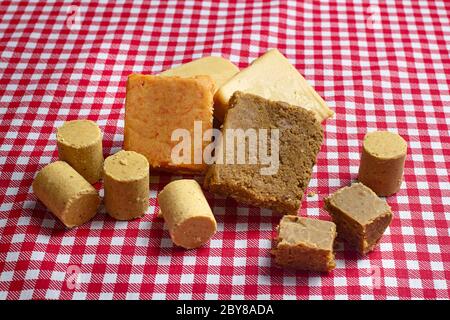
[0,0,449,300]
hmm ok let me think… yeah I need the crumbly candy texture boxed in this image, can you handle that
[204,91,323,215]
[324,182,393,255]
[272,216,337,272]
[103,150,149,220]
[124,74,214,174]
[158,179,217,249]
[358,131,408,196]
[56,120,104,184]
[32,161,100,228]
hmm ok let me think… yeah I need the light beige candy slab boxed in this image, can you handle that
[158,179,217,249]
[214,48,334,123]
[32,161,100,228]
[57,120,104,184]
[160,56,239,92]
[103,150,149,220]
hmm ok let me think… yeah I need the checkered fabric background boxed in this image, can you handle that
[0,0,449,300]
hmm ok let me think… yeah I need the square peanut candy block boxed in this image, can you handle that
[124,74,215,174]
[204,92,324,215]
[324,182,393,255]
[272,216,337,272]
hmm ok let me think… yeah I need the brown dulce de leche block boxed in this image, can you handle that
[57,120,104,184]
[124,74,215,174]
[272,216,337,272]
[324,182,393,255]
[158,179,217,249]
[32,161,100,228]
[204,92,324,215]
[103,150,150,220]
[358,131,407,196]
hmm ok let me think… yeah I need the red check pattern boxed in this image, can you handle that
[0,0,449,300]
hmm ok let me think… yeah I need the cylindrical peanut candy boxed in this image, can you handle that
[57,120,104,184]
[358,131,407,196]
[103,150,149,220]
[32,161,100,228]
[158,179,217,249]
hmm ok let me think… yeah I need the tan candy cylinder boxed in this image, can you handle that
[103,150,149,220]
[32,161,100,228]
[158,179,217,249]
[358,131,407,196]
[57,120,104,184]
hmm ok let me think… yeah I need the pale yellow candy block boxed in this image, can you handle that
[215,49,334,123]
[160,56,239,92]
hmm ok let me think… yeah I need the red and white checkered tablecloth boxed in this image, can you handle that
[0,0,449,300]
